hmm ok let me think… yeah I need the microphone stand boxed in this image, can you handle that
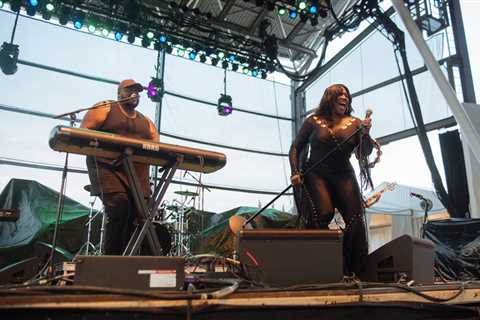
[46,113,77,279]
[53,95,138,119]
[243,124,367,228]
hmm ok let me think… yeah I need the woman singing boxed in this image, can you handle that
[289,84,374,276]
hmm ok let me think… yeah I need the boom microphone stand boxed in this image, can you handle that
[243,112,372,228]
[46,113,77,278]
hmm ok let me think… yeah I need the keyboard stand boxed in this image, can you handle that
[121,147,184,256]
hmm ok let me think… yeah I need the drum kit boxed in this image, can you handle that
[77,186,202,257]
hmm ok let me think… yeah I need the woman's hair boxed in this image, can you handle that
[315,84,353,118]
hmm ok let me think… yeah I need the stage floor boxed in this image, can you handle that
[1,281,480,319]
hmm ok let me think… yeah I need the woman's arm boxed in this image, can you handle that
[289,117,314,184]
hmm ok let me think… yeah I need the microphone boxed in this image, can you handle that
[360,108,373,130]
[410,192,426,200]
[365,108,373,120]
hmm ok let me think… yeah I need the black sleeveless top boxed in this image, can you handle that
[86,102,152,195]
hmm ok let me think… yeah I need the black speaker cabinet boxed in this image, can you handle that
[362,234,435,284]
[74,256,185,290]
[0,257,41,285]
[236,229,343,287]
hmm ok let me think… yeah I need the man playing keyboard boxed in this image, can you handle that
[80,79,159,255]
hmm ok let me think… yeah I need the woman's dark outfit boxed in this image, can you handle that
[289,114,373,275]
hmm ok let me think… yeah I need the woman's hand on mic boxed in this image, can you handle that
[290,173,303,186]
[362,118,372,134]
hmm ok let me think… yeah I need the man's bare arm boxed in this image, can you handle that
[80,103,111,129]
[147,118,160,142]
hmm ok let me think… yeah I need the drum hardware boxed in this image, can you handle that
[174,190,199,197]
[75,185,107,256]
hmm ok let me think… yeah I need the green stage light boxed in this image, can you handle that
[278,7,287,16]
[217,51,225,59]
[45,2,55,11]
[176,47,185,56]
[298,1,307,10]
[0,1,3,8]
[242,66,249,74]
[87,23,96,33]
[146,31,155,39]
[101,28,110,37]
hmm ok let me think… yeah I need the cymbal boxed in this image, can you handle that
[174,190,199,197]
[83,185,92,193]
[166,205,179,211]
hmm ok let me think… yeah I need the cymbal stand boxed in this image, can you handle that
[76,196,98,256]
[75,196,106,256]
[172,196,193,257]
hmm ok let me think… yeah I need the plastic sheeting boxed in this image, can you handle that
[424,219,480,280]
[365,182,446,216]
[193,206,295,255]
[0,178,91,269]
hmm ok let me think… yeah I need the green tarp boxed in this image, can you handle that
[193,206,296,256]
[0,179,92,269]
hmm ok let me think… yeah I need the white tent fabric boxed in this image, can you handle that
[461,103,480,219]
[365,181,446,216]
[364,182,448,252]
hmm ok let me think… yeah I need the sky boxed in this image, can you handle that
[0,1,478,214]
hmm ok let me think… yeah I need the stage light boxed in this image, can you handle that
[176,47,185,56]
[45,2,55,11]
[188,50,197,60]
[227,53,236,62]
[73,11,85,29]
[0,42,19,75]
[221,60,229,69]
[309,5,318,14]
[211,57,219,66]
[278,7,287,16]
[217,94,233,116]
[242,66,249,74]
[199,54,207,63]
[114,31,123,41]
[127,28,138,43]
[141,37,151,48]
[251,69,258,77]
[289,9,298,19]
[310,16,318,26]
[319,7,328,18]
[87,22,96,33]
[146,31,155,39]
[298,1,307,10]
[147,77,163,103]
[217,51,225,59]
[26,4,37,16]
[299,11,308,22]
[9,0,21,12]
[165,46,173,54]
[231,63,238,72]
[0,1,3,9]
[58,6,71,25]
[159,34,167,43]
[29,0,38,7]
[205,47,214,56]
[261,71,267,79]
[101,27,110,37]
